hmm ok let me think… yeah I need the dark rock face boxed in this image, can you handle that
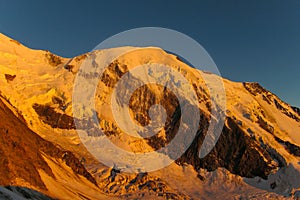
[61,151,97,185]
[129,84,179,128]
[32,103,98,134]
[257,116,274,134]
[178,117,276,179]
[45,51,62,66]
[292,106,300,116]
[32,103,76,129]
[243,82,269,96]
[243,82,300,122]
[64,64,74,72]
[0,97,97,189]
[273,99,299,122]
[4,74,16,82]
[100,62,128,88]
[259,137,287,168]
[262,94,272,104]
[274,136,300,157]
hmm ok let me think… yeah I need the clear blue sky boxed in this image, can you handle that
[0,0,299,107]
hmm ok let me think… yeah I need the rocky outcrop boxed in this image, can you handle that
[292,106,300,116]
[178,117,276,179]
[32,103,100,136]
[32,103,76,129]
[257,115,274,134]
[274,99,299,122]
[243,82,269,96]
[244,82,300,122]
[4,74,16,82]
[274,136,300,157]
[96,168,190,199]
[45,51,62,66]
[0,97,97,190]
[100,62,128,88]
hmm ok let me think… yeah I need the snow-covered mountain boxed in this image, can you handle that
[0,32,300,199]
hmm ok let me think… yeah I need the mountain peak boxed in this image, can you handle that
[1,35,300,199]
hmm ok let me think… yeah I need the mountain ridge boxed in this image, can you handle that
[1,32,300,199]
